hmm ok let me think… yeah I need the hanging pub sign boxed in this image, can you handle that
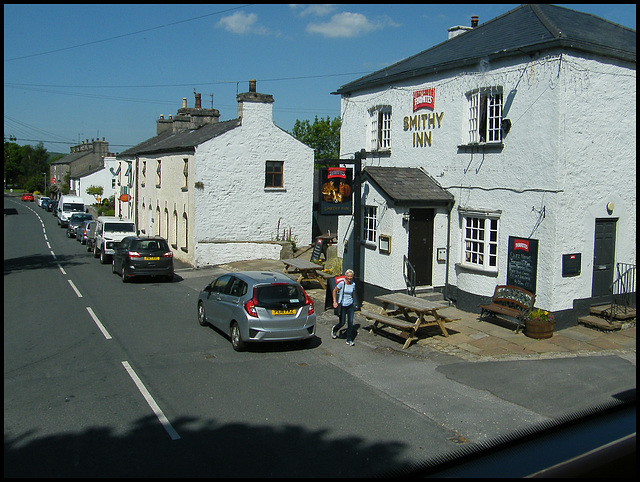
[320,167,352,215]
[507,236,539,294]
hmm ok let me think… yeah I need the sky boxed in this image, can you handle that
[4,4,636,155]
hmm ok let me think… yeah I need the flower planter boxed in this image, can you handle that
[525,318,554,339]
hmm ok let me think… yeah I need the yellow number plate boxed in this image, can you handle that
[272,309,296,315]
[144,257,160,261]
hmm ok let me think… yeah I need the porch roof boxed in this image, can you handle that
[363,166,454,207]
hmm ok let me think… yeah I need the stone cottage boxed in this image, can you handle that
[116,83,314,267]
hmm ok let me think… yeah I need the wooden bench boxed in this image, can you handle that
[317,271,334,281]
[478,285,535,333]
[360,309,433,349]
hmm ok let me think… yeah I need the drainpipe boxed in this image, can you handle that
[444,199,454,305]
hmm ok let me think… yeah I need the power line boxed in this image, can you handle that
[3,71,372,90]
[5,5,253,62]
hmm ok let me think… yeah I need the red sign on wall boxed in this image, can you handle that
[413,88,435,112]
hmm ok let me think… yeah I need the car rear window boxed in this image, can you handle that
[256,284,304,308]
[104,222,136,233]
[131,239,169,252]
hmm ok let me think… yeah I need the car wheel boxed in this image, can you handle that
[93,245,99,258]
[111,259,117,274]
[121,266,128,283]
[197,302,208,326]
[66,230,71,238]
[100,250,108,264]
[230,322,246,352]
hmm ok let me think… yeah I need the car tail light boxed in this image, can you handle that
[302,288,314,315]
[127,251,142,258]
[162,251,173,258]
[244,287,259,318]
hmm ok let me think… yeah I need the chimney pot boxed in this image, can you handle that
[182,98,187,108]
[249,79,256,93]
[195,93,202,109]
[471,15,479,28]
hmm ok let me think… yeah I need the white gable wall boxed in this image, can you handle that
[193,100,314,267]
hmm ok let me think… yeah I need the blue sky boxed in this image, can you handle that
[4,4,636,155]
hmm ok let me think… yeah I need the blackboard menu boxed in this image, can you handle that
[310,237,325,262]
[507,236,538,293]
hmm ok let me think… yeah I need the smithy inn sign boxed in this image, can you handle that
[404,88,444,148]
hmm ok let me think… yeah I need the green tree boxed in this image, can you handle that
[3,141,50,191]
[290,116,341,163]
[86,185,104,203]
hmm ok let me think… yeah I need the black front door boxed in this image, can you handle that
[591,218,617,305]
[408,208,434,286]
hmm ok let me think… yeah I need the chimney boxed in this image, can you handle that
[237,79,274,121]
[182,98,187,108]
[195,93,201,109]
[471,15,479,28]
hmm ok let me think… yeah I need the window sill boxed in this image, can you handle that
[180,247,188,253]
[457,142,504,153]
[264,187,286,192]
[455,262,498,276]
[181,187,188,192]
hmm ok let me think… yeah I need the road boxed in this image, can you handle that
[4,195,636,477]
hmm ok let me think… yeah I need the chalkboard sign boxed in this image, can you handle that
[507,236,538,293]
[310,237,325,262]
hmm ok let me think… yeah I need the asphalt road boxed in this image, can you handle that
[4,195,636,477]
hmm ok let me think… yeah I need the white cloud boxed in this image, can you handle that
[306,12,398,38]
[216,12,270,35]
[290,4,336,17]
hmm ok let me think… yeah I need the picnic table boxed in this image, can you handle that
[281,258,330,289]
[361,292,450,349]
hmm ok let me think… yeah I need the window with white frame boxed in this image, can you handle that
[462,214,499,271]
[368,106,391,151]
[467,89,503,144]
[364,205,377,244]
[183,158,189,189]
[156,160,161,187]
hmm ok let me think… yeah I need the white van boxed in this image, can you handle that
[57,195,86,228]
[93,216,137,264]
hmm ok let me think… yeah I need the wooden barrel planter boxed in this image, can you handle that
[525,318,554,339]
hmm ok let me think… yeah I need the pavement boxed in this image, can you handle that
[174,255,636,365]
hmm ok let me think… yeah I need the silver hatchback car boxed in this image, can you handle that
[198,271,316,351]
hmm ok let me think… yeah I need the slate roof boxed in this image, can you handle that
[363,167,454,206]
[118,118,241,157]
[336,4,636,95]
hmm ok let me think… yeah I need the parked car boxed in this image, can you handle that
[21,193,34,202]
[48,200,58,214]
[66,213,93,238]
[41,198,54,210]
[197,271,316,351]
[111,236,174,283]
[76,219,96,244]
[93,216,137,264]
[85,220,99,252]
[38,196,51,207]
[56,195,85,227]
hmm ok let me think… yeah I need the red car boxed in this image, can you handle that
[21,193,34,202]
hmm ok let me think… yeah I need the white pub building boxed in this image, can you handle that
[335,5,636,328]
